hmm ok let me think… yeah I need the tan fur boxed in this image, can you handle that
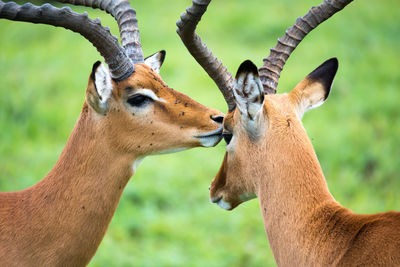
[0,63,223,266]
[210,78,400,266]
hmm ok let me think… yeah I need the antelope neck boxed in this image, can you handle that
[257,121,339,265]
[0,105,136,265]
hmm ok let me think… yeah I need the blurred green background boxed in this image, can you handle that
[0,0,399,266]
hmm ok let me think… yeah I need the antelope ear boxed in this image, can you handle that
[144,50,166,74]
[233,60,264,120]
[86,61,113,115]
[290,58,338,119]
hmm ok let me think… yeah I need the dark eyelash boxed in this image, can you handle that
[127,94,153,107]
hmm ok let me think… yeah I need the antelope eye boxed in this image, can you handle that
[222,132,233,145]
[127,94,153,107]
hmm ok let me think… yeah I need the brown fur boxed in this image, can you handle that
[210,78,400,266]
[0,63,223,266]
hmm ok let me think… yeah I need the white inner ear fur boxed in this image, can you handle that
[144,52,163,74]
[295,82,327,119]
[233,72,264,120]
[233,72,265,140]
[95,64,113,105]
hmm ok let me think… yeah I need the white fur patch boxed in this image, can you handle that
[198,135,222,147]
[233,72,264,120]
[144,51,164,74]
[132,157,144,172]
[153,147,188,155]
[296,83,327,119]
[95,64,113,105]
[239,193,257,202]
[217,199,232,210]
[136,89,166,103]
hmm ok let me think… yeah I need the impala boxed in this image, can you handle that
[178,0,400,265]
[0,0,223,265]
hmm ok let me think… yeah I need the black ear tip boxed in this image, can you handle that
[236,60,259,78]
[325,57,338,70]
[159,50,166,63]
[90,61,102,81]
[307,57,339,91]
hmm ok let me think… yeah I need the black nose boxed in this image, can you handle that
[210,115,224,124]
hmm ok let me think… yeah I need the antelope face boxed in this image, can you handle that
[86,51,224,158]
[210,59,338,210]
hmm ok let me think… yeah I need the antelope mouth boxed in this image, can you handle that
[194,127,223,147]
[211,196,232,210]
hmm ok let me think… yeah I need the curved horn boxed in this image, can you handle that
[259,0,353,94]
[55,0,143,63]
[177,0,236,112]
[0,1,134,81]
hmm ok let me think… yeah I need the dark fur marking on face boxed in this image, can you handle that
[82,105,89,114]
[150,72,165,86]
[243,75,249,97]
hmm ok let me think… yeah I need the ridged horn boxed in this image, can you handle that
[176,0,236,112]
[259,0,353,94]
[55,0,143,63]
[0,1,134,81]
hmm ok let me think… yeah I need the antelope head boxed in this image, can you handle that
[86,53,224,158]
[210,59,338,209]
[0,0,224,163]
[177,0,352,209]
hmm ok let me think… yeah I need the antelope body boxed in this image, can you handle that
[211,59,400,266]
[0,1,223,265]
[177,0,400,265]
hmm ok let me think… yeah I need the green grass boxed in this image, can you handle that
[0,0,399,266]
